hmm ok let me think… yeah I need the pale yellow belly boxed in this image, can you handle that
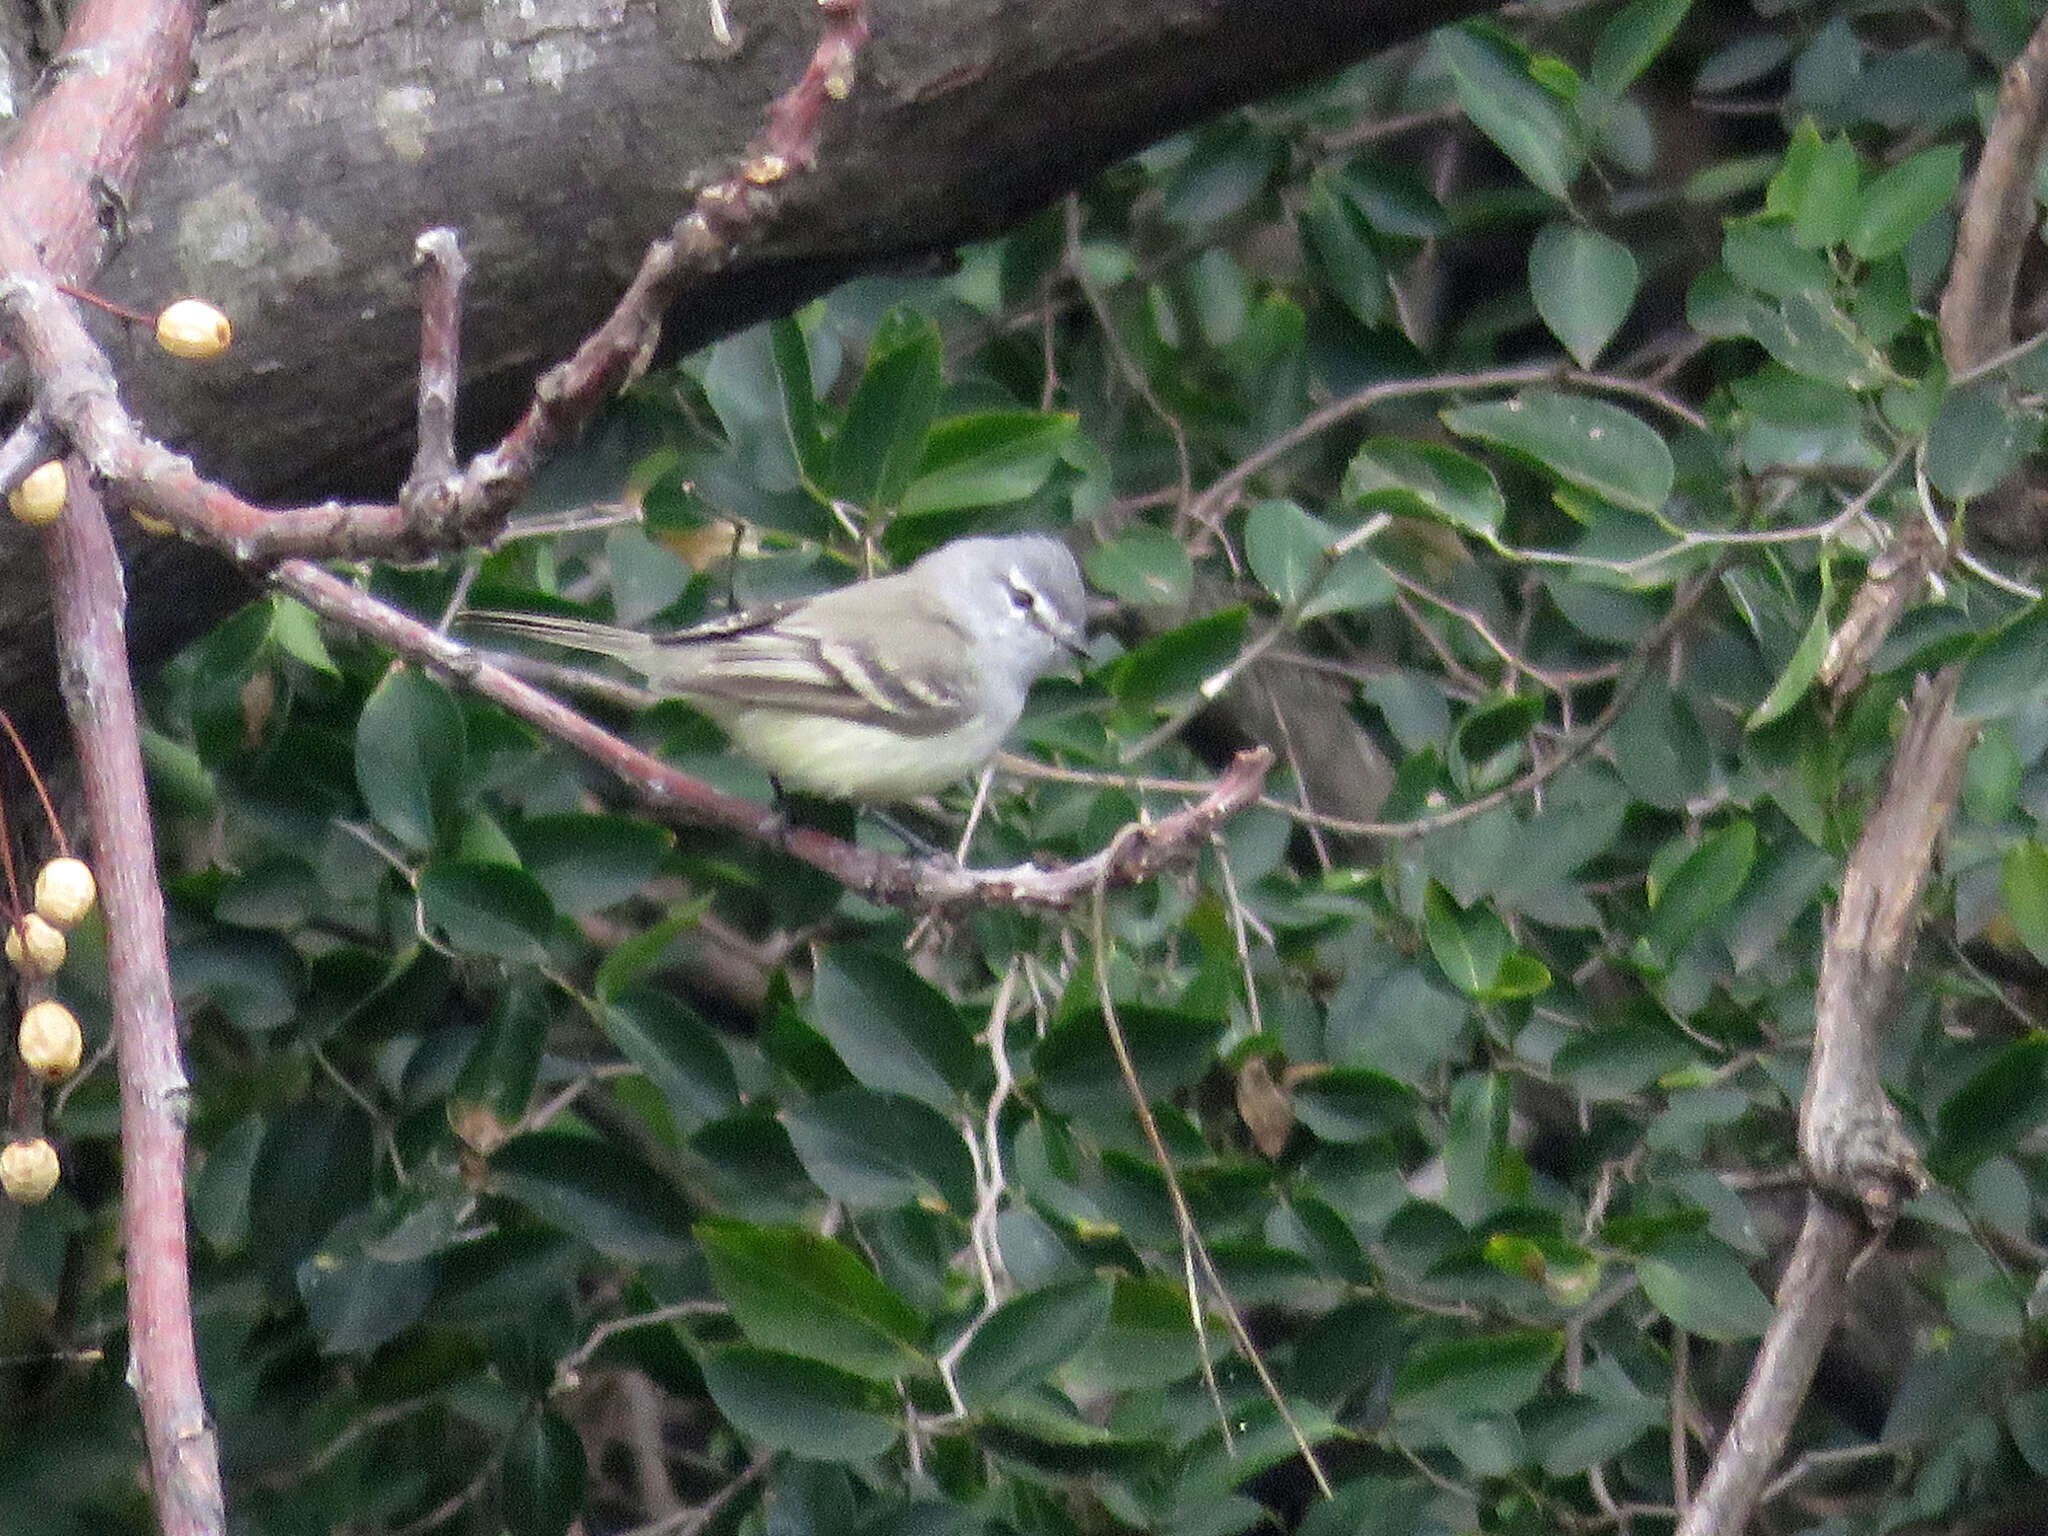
[709,706,1009,801]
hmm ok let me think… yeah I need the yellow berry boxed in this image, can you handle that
[33,858,96,930]
[17,1000,81,1083]
[1,1138,59,1204]
[5,914,66,978]
[8,460,66,525]
[155,298,232,360]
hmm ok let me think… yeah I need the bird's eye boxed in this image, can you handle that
[1009,581,1036,613]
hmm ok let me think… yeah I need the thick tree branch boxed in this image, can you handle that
[1678,19,2048,1530]
[47,469,223,1536]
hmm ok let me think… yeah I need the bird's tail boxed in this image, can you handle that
[456,608,654,663]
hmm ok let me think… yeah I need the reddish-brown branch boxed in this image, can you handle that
[272,559,1268,912]
[403,229,467,503]
[0,0,874,568]
[46,468,223,1536]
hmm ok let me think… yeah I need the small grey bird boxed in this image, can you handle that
[462,534,1087,801]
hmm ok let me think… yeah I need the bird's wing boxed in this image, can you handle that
[650,599,979,737]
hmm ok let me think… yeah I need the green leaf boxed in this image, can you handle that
[510,814,672,915]
[955,1278,1113,1411]
[830,308,944,515]
[697,1218,927,1380]
[1343,437,1505,535]
[1747,599,1832,730]
[1244,498,1330,606]
[1927,386,2039,502]
[809,948,979,1111]
[1793,133,1861,250]
[1637,1234,1773,1340]
[1085,525,1193,609]
[593,899,710,1002]
[2002,841,2048,966]
[1957,600,2048,722]
[1529,223,1639,368]
[1848,143,1962,260]
[488,1134,694,1263]
[1105,606,1248,710]
[1393,1329,1561,1422]
[699,1346,901,1461]
[448,980,549,1154]
[1299,176,1387,328]
[1299,546,1395,619]
[1931,1034,2048,1181]
[355,669,467,851]
[1439,24,1581,200]
[783,1088,975,1212]
[1526,1393,1664,1477]
[769,314,827,482]
[1444,392,1673,514]
[1645,821,1757,960]
[601,987,741,1130]
[901,411,1078,517]
[1033,1006,1226,1118]
[1591,0,1691,94]
[269,595,339,677]
[1424,884,1508,997]
[418,861,555,964]
[501,1412,586,1536]
[1290,1068,1419,1143]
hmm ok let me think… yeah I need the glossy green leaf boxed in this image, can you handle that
[699,1346,901,1461]
[1424,884,1508,997]
[1957,600,2048,721]
[901,411,1077,516]
[1747,599,1832,729]
[809,948,979,1111]
[355,669,467,851]
[830,308,944,514]
[1439,24,1581,200]
[1034,1006,1226,1118]
[510,814,672,915]
[1393,1329,1561,1421]
[955,1277,1113,1411]
[488,1134,694,1263]
[2002,841,2048,966]
[448,980,549,1153]
[1529,223,1639,368]
[1848,143,1962,260]
[1637,1234,1773,1340]
[418,861,555,964]
[501,1411,586,1536]
[783,1088,975,1212]
[1244,498,1330,606]
[1085,525,1193,609]
[601,987,741,1130]
[1290,1068,1419,1142]
[1926,386,2039,502]
[1343,437,1504,534]
[419,868,557,962]
[769,314,827,482]
[593,899,711,1002]
[1931,1033,2048,1181]
[1645,820,1756,960]
[1105,606,1248,709]
[1591,0,1691,93]
[1444,391,1673,514]
[698,1218,927,1380]
[1299,176,1387,327]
